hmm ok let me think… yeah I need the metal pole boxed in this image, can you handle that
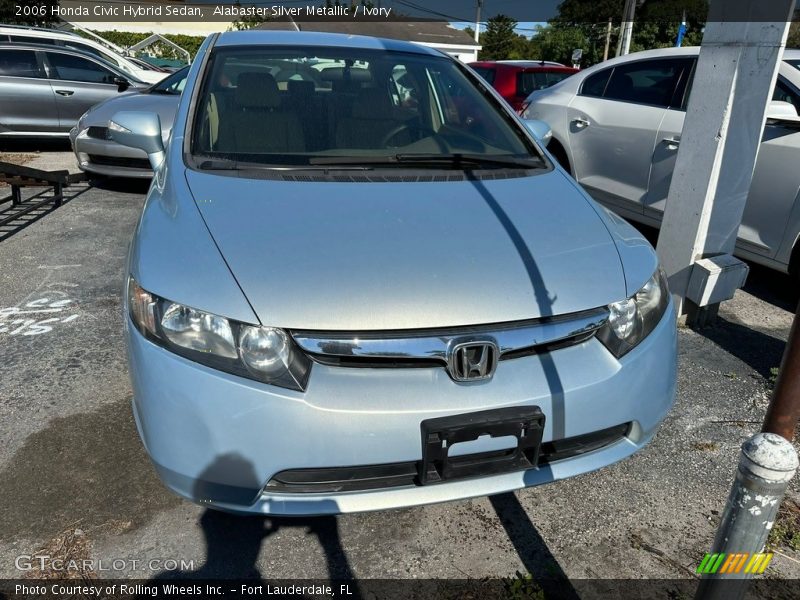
[763,306,800,441]
[615,0,632,57]
[694,434,798,600]
[474,0,482,44]
[621,0,636,56]
[603,17,612,61]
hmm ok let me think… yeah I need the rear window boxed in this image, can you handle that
[0,49,41,78]
[472,66,496,85]
[773,77,800,110]
[516,70,574,96]
[581,68,611,97]
[603,59,685,107]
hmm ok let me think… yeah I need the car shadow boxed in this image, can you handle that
[138,455,358,597]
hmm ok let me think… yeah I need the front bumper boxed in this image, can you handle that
[127,302,678,515]
[71,126,153,179]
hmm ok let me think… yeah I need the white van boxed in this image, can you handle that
[0,24,167,83]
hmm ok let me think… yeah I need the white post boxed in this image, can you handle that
[655,1,795,324]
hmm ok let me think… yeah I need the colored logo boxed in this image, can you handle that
[697,552,773,575]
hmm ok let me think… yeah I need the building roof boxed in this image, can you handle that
[255,19,479,47]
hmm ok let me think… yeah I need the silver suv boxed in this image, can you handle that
[0,43,146,137]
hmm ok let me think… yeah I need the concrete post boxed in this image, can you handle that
[655,1,795,324]
[695,433,798,600]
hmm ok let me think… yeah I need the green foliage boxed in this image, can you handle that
[480,14,519,60]
[767,499,800,552]
[503,571,545,600]
[75,30,205,60]
[229,1,269,31]
[789,22,800,49]
[527,0,709,68]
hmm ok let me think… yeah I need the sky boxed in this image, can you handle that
[450,21,546,39]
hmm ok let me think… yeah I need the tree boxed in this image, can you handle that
[788,21,800,48]
[531,0,709,68]
[480,14,518,60]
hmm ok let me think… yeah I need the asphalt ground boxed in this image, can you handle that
[0,162,799,593]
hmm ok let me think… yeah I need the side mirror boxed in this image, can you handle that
[523,119,552,146]
[113,76,130,92]
[109,111,165,171]
[766,100,799,120]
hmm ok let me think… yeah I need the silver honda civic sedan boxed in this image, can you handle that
[114,30,677,516]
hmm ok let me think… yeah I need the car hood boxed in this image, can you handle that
[82,91,180,137]
[185,169,627,331]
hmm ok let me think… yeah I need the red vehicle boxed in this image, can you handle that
[468,60,579,114]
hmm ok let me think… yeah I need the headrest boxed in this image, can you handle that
[235,71,280,109]
[320,67,372,83]
[352,88,393,120]
[287,79,315,97]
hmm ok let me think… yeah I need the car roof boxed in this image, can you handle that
[0,24,81,38]
[577,46,798,75]
[0,43,143,81]
[0,41,110,60]
[214,30,443,57]
[469,60,576,72]
[496,60,566,67]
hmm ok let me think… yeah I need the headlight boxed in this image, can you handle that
[597,268,670,358]
[127,278,311,391]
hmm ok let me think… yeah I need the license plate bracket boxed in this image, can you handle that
[419,406,545,485]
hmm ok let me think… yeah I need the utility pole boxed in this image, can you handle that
[603,17,612,61]
[655,1,794,324]
[474,0,482,44]
[763,308,800,441]
[616,0,635,56]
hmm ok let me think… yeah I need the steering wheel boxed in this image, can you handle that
[380,123,436,148]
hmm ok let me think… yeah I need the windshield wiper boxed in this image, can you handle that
[397,153,545,169]
[309,153,544,169]
[196,158,372,171]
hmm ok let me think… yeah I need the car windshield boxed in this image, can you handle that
[787,59,800,72]
[191,46,543,168]
[148,66,188,95]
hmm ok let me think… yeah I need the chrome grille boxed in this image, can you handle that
[291,307,608,370]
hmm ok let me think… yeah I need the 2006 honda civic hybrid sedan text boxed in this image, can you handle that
[115,30,677,516]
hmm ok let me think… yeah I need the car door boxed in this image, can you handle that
[43,50,125,132]
[648,66,800,261]
[0,48,59,133]
[566,58,690,219]
[644,59,695,220]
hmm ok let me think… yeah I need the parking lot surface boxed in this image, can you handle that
[0,175,799,586]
